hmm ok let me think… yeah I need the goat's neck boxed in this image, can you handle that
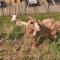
[19,20,28,26]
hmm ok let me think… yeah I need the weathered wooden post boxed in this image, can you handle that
[9,0,11,16]
[47,3,49,13]
[1,1,4,16]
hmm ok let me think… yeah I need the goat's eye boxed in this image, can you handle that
[30,22,33,24]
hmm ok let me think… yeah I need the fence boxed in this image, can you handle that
[0,1,60,16]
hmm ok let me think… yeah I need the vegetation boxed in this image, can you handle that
[0,13,60,60]
[19,13,60,21]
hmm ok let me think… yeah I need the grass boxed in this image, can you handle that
[18,13,60,22]
[0,13,60,60]
[32,13,60,20]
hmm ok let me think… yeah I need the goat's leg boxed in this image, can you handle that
[50,30,57,41]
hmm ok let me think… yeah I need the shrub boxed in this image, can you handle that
[9,26,24,40]
[0,31,7,40]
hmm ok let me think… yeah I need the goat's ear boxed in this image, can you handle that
[37,20,41,24]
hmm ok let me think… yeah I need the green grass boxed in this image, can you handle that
[32,13,60,20]
[0,16,24,41]
[0,13,60,60]
[19,13,60,21]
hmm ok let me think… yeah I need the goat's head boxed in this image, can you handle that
[28,19,40,31]
[28,16,34,20]
[11,15,18,22]
[27,20,40,37]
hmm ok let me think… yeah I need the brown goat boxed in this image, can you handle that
[38,18,60,41]
[26,18,59,47]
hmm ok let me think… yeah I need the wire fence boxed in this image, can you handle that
[0,1,60,16]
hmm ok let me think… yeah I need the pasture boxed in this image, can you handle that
[0,13,60,60]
